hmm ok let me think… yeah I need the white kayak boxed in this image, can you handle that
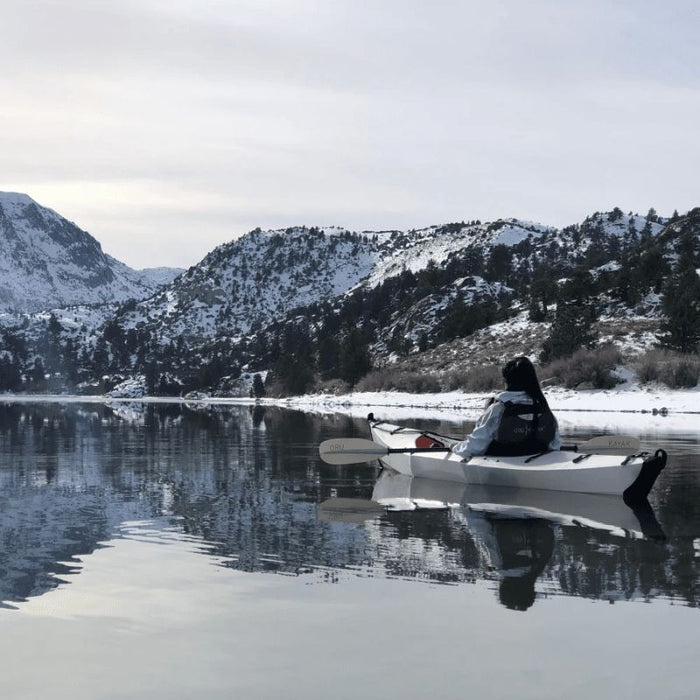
[367,416,666,501]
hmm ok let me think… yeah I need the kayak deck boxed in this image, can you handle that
[367,416,666,500]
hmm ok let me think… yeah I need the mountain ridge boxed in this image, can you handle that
[0,192,698,396]
[0,192,170,312]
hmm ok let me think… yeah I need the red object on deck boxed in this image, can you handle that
[415,434,445,449]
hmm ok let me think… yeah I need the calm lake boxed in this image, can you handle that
[0,400,698,699]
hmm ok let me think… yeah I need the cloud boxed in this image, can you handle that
[0,0,698,267]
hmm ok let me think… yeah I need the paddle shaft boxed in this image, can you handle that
[319,435,641,465]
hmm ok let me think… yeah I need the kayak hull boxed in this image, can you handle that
[368,418,666,499]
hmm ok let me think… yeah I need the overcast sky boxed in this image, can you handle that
[1,0,698,269]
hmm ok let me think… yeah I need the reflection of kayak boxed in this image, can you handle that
[369,417,666,500]
[371,471,664,540]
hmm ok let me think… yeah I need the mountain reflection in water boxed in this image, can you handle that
[0,401,697,612]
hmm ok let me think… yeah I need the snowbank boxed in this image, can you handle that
[278,384,700,435]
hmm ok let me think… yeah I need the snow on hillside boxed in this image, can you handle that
[111,208,680,348]
[360,219,556,289]
[597,211,665,238]
[0,303,118,356]
[0,192,163,312]
[117,226,384,339]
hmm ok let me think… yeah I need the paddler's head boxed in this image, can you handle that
[502,356,547,406]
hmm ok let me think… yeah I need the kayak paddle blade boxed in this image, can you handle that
[576,435,641,455]
[319,437,389,464]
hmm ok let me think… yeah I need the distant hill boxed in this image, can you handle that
[0,192,167,312]
[135,266,184,288]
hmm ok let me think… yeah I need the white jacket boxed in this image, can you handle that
[451,390,561,457]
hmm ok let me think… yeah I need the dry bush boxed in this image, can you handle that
[635,349,700,388]
[542,345,622,390]
[635,349,665,384]
[441,369,464,391]
[313,378,352,395]
[355,368,442,393]
[456,364,503,393]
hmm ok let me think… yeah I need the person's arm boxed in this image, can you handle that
[548,415,562,451]
[451,402,504,457]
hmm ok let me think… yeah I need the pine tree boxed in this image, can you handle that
[540,300,598,362]
[529,263,558,319]
[317,334,340,379]
[485,245,512,282]
[273,322,315,395]
[251,373,266,398]
[440,291,468,340]
[339,329,371,386]
[0,356,22,391]
[658,230,700,353]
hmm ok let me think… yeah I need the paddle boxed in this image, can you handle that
[319,435,642,465]
[560,435,641,455]
[319,437,448,464]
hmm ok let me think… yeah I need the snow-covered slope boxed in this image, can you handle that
[115,220,556,341]
[117,226,386,339]
[0,192,165,312]
[114,211,675,345]
[362,219,557,288]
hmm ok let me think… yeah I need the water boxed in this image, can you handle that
[0,401,698,699]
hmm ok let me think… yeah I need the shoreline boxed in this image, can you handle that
[1,383,698,434]
[277,385,700,435]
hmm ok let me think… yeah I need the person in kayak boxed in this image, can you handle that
[452,356,561,458]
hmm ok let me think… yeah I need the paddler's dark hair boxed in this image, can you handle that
[502,356,549,407]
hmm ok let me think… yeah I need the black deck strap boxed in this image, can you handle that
[623,449,667,505]
[573,453,593,464]
[621,452,647,466]
[524,451,550,464]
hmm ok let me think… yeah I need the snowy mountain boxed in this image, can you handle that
[113,212,669,345]
[115,226,386,339]
[112,219,562,341]
[0,196,697,397]
[0,192,166,312]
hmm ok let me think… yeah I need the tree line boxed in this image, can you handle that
[1,208,698,394]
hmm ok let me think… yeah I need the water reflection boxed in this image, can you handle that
[366,472,669,609]
[0,402,698,612]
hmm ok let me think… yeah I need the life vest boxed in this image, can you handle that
[485,400,557,456]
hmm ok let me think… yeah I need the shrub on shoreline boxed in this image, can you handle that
[355,369,441,394]
[635,349,700,389]
[541,345,622,390]
[445,365,503,393]
[331,346,700,395]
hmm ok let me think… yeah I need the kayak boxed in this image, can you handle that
[367,415,666,501]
